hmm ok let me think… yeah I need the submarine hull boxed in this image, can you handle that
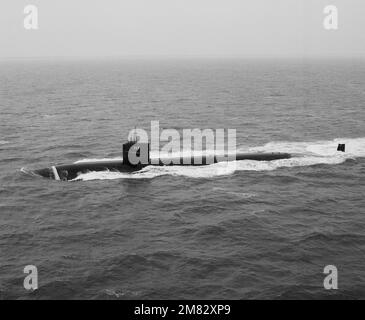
[34,152,291,181]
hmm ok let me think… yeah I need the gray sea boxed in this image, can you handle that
[0,58,364,299]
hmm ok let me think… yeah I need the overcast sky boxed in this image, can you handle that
[1,0,364,59]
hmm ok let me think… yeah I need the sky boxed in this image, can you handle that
[1,0,364,59]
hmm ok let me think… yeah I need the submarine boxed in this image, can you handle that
[33,134,346,182]
[33,134,291,181]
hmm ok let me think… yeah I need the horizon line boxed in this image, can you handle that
[1,53,365,62]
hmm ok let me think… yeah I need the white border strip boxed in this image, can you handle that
[51,166,60,181]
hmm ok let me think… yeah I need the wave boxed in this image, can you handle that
[42,114,57,119]
[212,187,257,199]
[72,137,365,181]
[0,140,9,145]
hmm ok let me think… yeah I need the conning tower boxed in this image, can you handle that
[122,130,150,166]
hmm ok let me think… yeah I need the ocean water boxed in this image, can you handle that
[0,58,364,299]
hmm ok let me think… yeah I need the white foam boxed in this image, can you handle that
[74,157,123,164]
[72,137,365,181]
[71,161,238,181]
[249,137,365,158]
[0,140,9,145]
